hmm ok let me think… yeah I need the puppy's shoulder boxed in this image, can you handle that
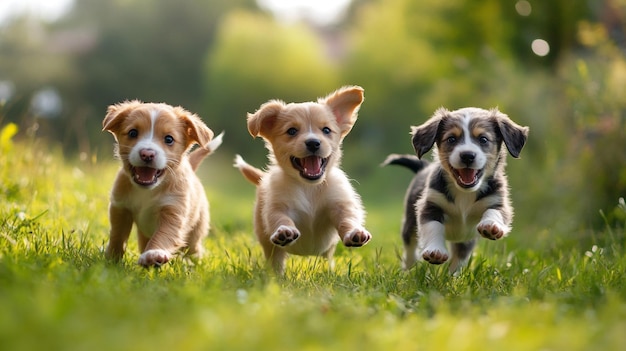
[110,170,134,202]
[261,165,289,185]
[416,163,456,204]
[405,162,436,198]
[259,166,297,196]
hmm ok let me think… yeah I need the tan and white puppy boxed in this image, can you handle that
[234,86,372,275]
[102,100,223,267]
[384,107,528,272]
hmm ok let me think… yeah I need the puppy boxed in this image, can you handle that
[234,86,372,275]
[102,100,223,267]
[383,107,528,272]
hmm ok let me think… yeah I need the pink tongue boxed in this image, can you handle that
[458,168,478,185]
[302,156,322,176]
[135,167,158,183]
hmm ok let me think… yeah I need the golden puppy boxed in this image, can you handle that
[102,100,223,267]
[234,86,372,275]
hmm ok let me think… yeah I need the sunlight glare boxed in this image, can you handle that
[531,39,550,57]
[0,0,74,24]
[258,0,352,26]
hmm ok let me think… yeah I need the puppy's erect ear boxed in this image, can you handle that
[102,100,143,134]
[321,86,364,137]
[174,106,214,148]
[411,108,447,159]
[492,109,529,158]
[247,100,284,138]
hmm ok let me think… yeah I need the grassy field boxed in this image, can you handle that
[1,135,625,351]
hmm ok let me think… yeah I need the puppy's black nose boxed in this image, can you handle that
[140,148,156,163]
[305,139,321,153]
[460,152,476,166]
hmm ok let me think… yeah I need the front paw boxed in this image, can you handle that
[477,220,506,240]
[270,225,300,246]
[138,249,172,267]
[343,228,372,247]
[422,248,449,264]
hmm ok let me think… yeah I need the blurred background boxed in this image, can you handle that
[0,0,625,242]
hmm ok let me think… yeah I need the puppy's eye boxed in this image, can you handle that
[128,129,138,138]
[164,135,175,145]
[322,127,331,135]
[446,136,457,144]
[479,136,489,145]
[287,128,298,136]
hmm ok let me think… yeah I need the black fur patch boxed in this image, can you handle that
[419,201,444,224]
[476,176,502,202]
[429,168,454,203]
[451,240,476,261]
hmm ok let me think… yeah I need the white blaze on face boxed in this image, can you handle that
[445,113,489,190]
[128,109,167,170]
[449,113,487,171]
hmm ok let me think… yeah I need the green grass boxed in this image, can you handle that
[1,138,625,351]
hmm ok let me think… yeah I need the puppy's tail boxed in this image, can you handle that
[233,154,264,186]
[189,131,224,171]
[381,153,429,174]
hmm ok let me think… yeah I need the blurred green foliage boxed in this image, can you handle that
[0,0,625,231]
[204,10,340,159]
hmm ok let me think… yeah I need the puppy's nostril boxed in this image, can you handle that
[460,152,476,166]
[305,139,321,152]
[140,149,156,162]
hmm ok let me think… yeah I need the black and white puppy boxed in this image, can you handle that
[384,107,529,272]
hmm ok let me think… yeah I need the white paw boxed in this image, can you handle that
[477,220,508,240]
[270,225,300,246]
[138,249,172,267]
[342,228,371,247]
[421,247,449,265]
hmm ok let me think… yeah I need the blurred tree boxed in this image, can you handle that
[341,0,523,165]
[203,10,340,161]
[341,0,595,149]
[560,20,626,227]
[69,0,257,154]
[0,17,77,144]
[0,0,256,155]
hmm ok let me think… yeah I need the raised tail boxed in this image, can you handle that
[233,154,264,186]
[189,131,224,171]
[381,153,429,174]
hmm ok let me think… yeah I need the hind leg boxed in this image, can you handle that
[401,212,418,270]
[137,232,149,253]
[322,244,337,271]
[186,194,210,258]
[448,239,476,273]
[186,217,208,258]
[258,234,288,275]
[267,247,288,276]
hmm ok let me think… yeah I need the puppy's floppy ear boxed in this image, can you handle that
[492,109,529,158]
[411,107,447,159]
[321,85,364,137]
[174,106,214,147]
[247,100,284,138]
[102,100,143,134]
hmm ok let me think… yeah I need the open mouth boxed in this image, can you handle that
[451,167,483,188]
[131,166,164,186]
[290,156,328,181]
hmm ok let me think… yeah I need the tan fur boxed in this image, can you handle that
[103,100,221,267]
[234,86,372,275]
[389,107,528,273]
